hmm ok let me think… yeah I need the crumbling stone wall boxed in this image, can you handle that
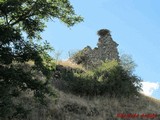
[71,29,119,69]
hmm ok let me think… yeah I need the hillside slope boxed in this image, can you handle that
[12,61,160,120]
[49,61,160,120]
[25,90,160,120]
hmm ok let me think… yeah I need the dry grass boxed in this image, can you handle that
[13,88,160,120]
[47,91,160,120]
[11,60,160,120]
[45,60,160,120]
[25,60,35,65]
[57,59,85,71]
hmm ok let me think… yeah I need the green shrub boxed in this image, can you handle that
[93,60,142,97]
[70,47,95,70]
[58,60,142,97]
[67,71,101,96]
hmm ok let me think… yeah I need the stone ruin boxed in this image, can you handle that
[71,29,119,69]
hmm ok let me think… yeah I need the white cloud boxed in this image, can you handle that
[141,82,160,96]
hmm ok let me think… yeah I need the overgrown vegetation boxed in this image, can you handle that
[47,91,160,120]
[1,0,159,120]
[56,60,142,97]
[0,0,82,119]
[70,47,91,66]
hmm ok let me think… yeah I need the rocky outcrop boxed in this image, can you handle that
[96,29,119,61]
[71,29,119,69]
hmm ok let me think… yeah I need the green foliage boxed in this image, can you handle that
[68,71,101,96]
[0,63,56,119]
[94,60,118,74]
[0,0,82,119]
[94,60,142,97]
[60,60,142,97]
[120,54,137,74]
[71,50,87,64]
[70,47,94,69]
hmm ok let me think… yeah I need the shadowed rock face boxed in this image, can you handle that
[96,29,119,61]
[72,29,119,69]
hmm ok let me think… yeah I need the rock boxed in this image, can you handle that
[71,29,119,69]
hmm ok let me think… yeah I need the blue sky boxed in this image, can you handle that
[42,0,160,99]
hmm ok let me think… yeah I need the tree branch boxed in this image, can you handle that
[10,1,37,26]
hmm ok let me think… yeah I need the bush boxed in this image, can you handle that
[57,60,142,97]
[70,47,94,70]
[68,71,101,96]
[93,60,142,97]
[120,54,137,74]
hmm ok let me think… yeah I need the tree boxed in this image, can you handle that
[0,0,83,119]
[120,54,137,74]
[54,50,62,64]
[94,60,142,97]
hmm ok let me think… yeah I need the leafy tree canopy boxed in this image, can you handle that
[0,0,83,119]
[120,54,137,74]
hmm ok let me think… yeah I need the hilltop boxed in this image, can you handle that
[5,60,160,120]
[22,61,160,120]
[2,29,160,120]
[50,60,160,120]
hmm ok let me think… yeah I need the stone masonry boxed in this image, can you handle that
[71,29,119,69]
